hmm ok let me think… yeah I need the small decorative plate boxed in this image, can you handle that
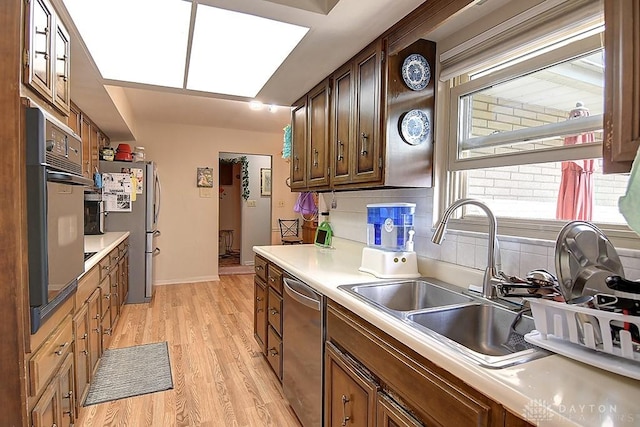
[400,110,430,145]
[401,53,430,91]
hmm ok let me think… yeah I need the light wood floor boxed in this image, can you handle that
[76,274,301,427]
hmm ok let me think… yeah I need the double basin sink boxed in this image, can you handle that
[339,279,549,368]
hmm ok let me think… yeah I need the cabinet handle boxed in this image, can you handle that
[337,140,344,161]
[256,265,263,271]
[54,341,70,356]
[104,294,111,300]
[104,328,113,336]
[294,155,300,171]
[269,277,276,283]
[313,148,319,167]
[81,333,88,340]
[269,347,278,356]
[93,314,100,320]
[82,349,88,355]
[360,132,369,156]
[341,394,351,426]
[269,308,278,315]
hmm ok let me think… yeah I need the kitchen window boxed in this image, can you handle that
[437,0,636,248]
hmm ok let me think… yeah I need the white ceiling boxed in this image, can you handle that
[51,0,428,141]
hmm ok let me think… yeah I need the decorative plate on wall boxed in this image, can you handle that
[400,110,430,145]
[401,53,430,91]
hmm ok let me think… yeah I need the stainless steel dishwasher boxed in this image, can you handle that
[282,276,325,427]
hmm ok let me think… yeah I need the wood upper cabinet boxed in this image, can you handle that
[307,79,331,188]
[603,0,640,173]
[353,39,384,184]
[23,0,71,115]
[53,17,70,114]
[24,0,54,100]
[325,342,378,427]
[331,62,354,185]
[290,97,308,190]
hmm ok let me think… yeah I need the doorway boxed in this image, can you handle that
[218,153,272,274]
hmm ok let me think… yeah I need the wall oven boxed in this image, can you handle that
[26,105,93,333]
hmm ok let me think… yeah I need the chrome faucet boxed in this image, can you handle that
[432,198,501,299]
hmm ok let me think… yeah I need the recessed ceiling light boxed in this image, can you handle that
[63,0,191,88]
[186,4,309,97]
[249,101,263,110]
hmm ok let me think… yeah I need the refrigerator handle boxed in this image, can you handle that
[155,173,161,224]
[153,230,161,237]
[153,247,161,255]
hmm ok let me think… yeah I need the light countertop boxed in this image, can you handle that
[83,231,130,274]
[254,238,640,427]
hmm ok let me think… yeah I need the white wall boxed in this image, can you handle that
[132,120,297,285]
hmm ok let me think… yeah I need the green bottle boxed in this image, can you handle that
[314,212,333,247]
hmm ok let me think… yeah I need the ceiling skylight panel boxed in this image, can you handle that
[63,0,191,88]
[187,5,309,97]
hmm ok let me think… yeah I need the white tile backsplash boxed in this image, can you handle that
[325,188,640,280]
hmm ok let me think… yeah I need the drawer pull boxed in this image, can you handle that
[341,394,351,426]
[256,265,263,271]
[54,341,70,356]
[269,347,278,357]
[256,296,263,302]
[82,349,88,355]
[81,333,88,340]
[104,294,111,300]
[104,328,113,336]
[269,308,278,315]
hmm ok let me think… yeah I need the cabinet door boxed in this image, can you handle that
[290,98,308,189]
[254,277,267,353]
[68,103,81,135]
[31,380,60,427]
[332,63,354,185]
[266,326,282,380]
[53,18,70,114]
[325,343,377,427]
[72,304,90,408]
[109,262,120,325]
[81,116,92,177]
[58,353,76,427]
[267,287,283,336]
[377,393,423,427]
[87,288,102,372]
[24,0,54,100]
[90,123,100,176]
[119,249,129,306]
[603,0,640,173]
[307,79,331,188]
[353,40,383,184]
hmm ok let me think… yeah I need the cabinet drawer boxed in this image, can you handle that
[29,315,73,397]
[267,287,283,336]
[254,256,268,281]
[98,249,115,282]
[266,326,282,380]
[75,264,99,307]
[267,264,283,294]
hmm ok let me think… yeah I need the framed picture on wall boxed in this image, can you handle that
[197,167,213,188]
[260,168,272,196]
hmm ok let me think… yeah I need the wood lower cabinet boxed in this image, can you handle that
[87,288,102,371]
[32,351,75,427]
[254,276,267,353]
[254,255,285,381]
[325,300,531,427]
[326,342,378,427]
[72,303,90,408]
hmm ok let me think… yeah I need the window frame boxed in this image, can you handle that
[434,26,639,250]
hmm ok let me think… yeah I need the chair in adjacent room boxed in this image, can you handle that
[278,219,303,244]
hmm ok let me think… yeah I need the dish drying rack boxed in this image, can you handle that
[524,298,640,380]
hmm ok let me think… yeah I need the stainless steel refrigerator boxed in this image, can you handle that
[99,160,161,303]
